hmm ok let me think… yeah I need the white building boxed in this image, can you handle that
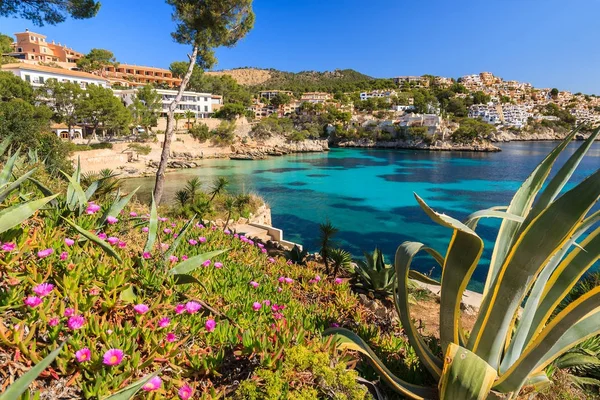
[469,104,502,124]
[1,63,109,88]
[469,104,532,128]
[115,88,219,118]
[359,90,397,101]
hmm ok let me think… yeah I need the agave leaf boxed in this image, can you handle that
[501,210,600,373]
[415,194,483,352]
[168,249,229,275]
[0,148,20,187]
[60,170,87,214]
[163,215,195,260]
[0,342,65,400]
[100,187,139,226]
[438,342,497,400]
[522,372,551,390]
[66,157,81,207]
[395,241,444,378]
[0,135,13,159]
[484,129,577,297]
[0,194,58,234]
[102,370,160,400]
[84,180,100,200]
[27,177,57,203]
[143,194,158,253]
[470,168,600,369]
[61,217,122,262]
[0,168,37,203]
[568,375,600,388]
[324,327,438,399]
[408,270,440,285]
[464,208,524,231]
[494,288,600,392]
[555,353,600,370]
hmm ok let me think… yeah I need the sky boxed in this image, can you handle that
[1,0,600,93]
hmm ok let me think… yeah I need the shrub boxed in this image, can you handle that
[189,123,211,142]
[211,121,236,146]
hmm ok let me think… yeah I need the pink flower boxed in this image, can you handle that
[129,211,138,217]
[33,283,54,297]
[273,312,284,320]
[188,239,197,245]
[252,302,262,311]
[257,243,264,248]
[68,315,85,330]
[103,348,124,366]
[163,228,172,234]
[249,281,259,288]
[98,232,107,240]
[263,300,271,306]
[181,255,188,261]
[107,237,119,245]
[202,260,211,267]
[64,307,75,317]
[142,252,152,259]
[214,262,223,269]
[211,226,216,231]
[37,248,53,258]
[179,385,193,400]
[142,227,149,233]
[314,275,321,282]
[185,301,201,314]
[224,229,230,235]
[160,243,169,250]
[278,276,285,283]
[64,238,75,247]
[75,348,91,363]
[158,217,168,222]
[268,257,275,263]
[1,242,15,251]
[335,278,343,285]
[166,332,177,342]
[24,296,42,308]
[118,241,127,248]
[277,287,283,293]
[284,277,293,284]
[158,317,170,328]
[89,287,100,295]
[248,240,254,245]
[60,251,68,260]
[169,255,179,263]
[106,216,118,225]
[86,203,101,214]
[205,319,216,332]
[287,260,293,265]
[133,304,149,314]
[198,237,206,243]
[234,234,239,238]
[48,317,59,327]
[261,248,267,254]
[175,304,186,314]
[142,376,162,392]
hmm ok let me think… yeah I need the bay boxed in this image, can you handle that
[123,141,600,292]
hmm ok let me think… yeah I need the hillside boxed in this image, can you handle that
[206,67,395,93]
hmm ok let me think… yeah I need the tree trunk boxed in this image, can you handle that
[153,45,199,204]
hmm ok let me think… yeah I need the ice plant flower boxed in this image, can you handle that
[284,277,293,284]
[202,259,211,267]
[249,281,259,288]
[268,257,275,263]
[169,255,179,263]
[158,217,168,222]
[24,296,42,308]
[314,275,321,282]
[287,260,293,265]
[181,255,188,260]
[166,332,177,342]
[60,251,68,260]
[214,262,223,269]
[277,287,283,293]
[261,248,267,254]
[103,349,124,366]
[68,315,85,330]
[198,236,206,243]
[118,241,127,248]
[64,238,75,246]
[278,276,285,283]
[163,228,172,234]
[133,304,149,314]
[142,376,162,392]
[37,248,53,258]
[98,232,107,240]
[106,216,118,224]
[234,233,239,238]
[107,237,119,245]
[179,385,193,400]
[142,252,152,259]
[335,278,343,285]
[252,302,262,311]
[86,202,101,214]
[89,287,100,295]
[48,317,59,327]
[129,211,138,217]
[175,304,186,314]
[158,317,170,328]
[1,242,15,251]
[75,348,91,363]
[263,300,271,306]
[64,308,75,317]
[160,243,169,250]
[142,227,149,233]
[185,301,201,314]
[188,239,198,245]
[33,283,54,297]
[224,229,230,235]
[205,319,216,332]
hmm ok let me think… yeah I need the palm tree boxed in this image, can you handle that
[184,177,202,202]
[184,110,195,130]
[235,193,251,214]
[175,189,190,208]
[209,177,229,201]
[191,199,213,224]
[329,248,353,278]
[174,113,185,131]
[318,220,339,275]
[223,197,236,231]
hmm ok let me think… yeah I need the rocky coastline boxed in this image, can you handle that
[334,138,501,152]
[229,139,329,160]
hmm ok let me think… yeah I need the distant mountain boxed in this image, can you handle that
[206,68,394,93]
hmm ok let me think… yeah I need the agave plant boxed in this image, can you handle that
[326,128,600,399]
[352,247,396,295]
[329,248,353,277]
[284,244,308,265]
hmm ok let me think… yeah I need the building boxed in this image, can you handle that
[1,63,109,88]
[479,72,498,86]
[115,88,218,118]
[258,90,293,101]
[101,64,182,88]
[393,76,429,88]
[6,29,83,64]
[359,90,397,101]
[459,74,483,87]
[300,92,332,104]
[50,123,84,140]
[469,104,532,128]
[468,104,502,124]
[433,76,453,87]
[399,113,441,128]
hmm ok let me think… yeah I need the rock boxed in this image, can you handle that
[336,138,501,152]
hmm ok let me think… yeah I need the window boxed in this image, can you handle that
[204,106,208,112]
[30,36,35,41]
[204,97,208,102]
[25,75,30,82]
[17,47,22,52]
[39,77,44,84]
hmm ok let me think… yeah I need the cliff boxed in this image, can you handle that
[335,138,500,152]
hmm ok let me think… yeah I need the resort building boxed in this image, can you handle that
[100,64,182,88]
[468,104,503,125]
[299,92,332,104]
[469,104,532,128]
[1,63,109,88]
[258,90,293,101]
[6,29,83,64]
[115,88,219,118]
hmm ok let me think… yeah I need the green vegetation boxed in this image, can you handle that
[214,103,253,120]
[76,48,118,72]
[0,0,101,26]
[350,247,396,295]
[451,117,495,143]
[128,85,161,134]
[326,128,600,399]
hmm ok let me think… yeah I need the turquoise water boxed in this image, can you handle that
[123,142,600,292]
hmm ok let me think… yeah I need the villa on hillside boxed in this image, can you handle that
[114,88,221,119]
[258,90,293,101]
[1,63,110,88]
[359,90,398,101]
[299,92,332,104]
[6,29,83,66]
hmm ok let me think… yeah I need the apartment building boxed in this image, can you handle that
[469,104,531,128]
[479,72,497,86]
[398,113,441,128]
[115,88,218,118]
[459,74,483,87]
[101,64,182,88]
[433,76,453,87]
[393,76,429,88]
[1,63,109,88]
[7,29,83,64]
[258,90,293,101]
[468,104,502,124]
[359,90,397,101]
[300,92,332,104]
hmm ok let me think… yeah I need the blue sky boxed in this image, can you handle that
[2,0,600,93]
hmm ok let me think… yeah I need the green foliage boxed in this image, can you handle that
[0,71,34,102]
[0,32,12,54]
[125,143,151,156]
[352,247,396,295]
[472,91,491,104]
[0,0,100,25]
[78,84,132,136]
[214,103,251,120]
[329,248,353,278]
[319,220,339,276]
[284,245,307,265]
[211,120,236,145]
[76,48,117,72]
[128,85,161,133]
[270,92,291,108]
[452,118,495,143]
[189,122,211,142]
[543,103,577,124]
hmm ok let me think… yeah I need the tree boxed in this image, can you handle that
[153,0,255,204]
[0,0,100,26]
[214,103,248,120]
[128,85,161,134]
[550,88,559,98]
[0,33,13,54]
[78,84,130,141]
[472,91,491,105]
[189,123,210,142]
[184,110,195,129]
[37,79,85,138]
[77,48,117,72]
[270,93,291,109]
[174,113,185,131]
[0,71,34,102]
[319,220,339,276]
[209,177,229,201]
[445,97,468,118]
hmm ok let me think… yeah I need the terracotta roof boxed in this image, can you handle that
[51,123,82,129]
[1,63,109,81]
